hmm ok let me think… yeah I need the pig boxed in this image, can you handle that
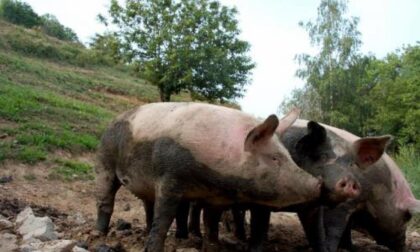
[95,102,326,252]
[303,120,420,252]
[186,120,370,251]
[218,119,418,252]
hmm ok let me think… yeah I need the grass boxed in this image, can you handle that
[395,145,420,229]
[49,159,94,181]
[0,20,189,164]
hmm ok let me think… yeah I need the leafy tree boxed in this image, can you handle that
[40,14,79,42]
[89,32,123,64]
[102,0,254,102]
[0,0,41,28]
[366,44,420,151]
[294,0,362,129]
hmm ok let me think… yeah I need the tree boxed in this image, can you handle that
[89,32,123,64]
[0,0,41,28]
[40,14,79,42]
[102,0,254,102]
[366,44,420,151]
[294,0,362,129]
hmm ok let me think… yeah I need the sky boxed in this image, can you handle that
[24,0,420,117]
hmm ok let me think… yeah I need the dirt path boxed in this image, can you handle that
[0,161,419,251]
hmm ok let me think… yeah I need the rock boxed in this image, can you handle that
[0,214,13,230]
[96,244,114,252]
[0,233,18,251]
[73,246,90,252]
[18,213,58,241]
[20,240,76,252]
[16,207,35,225]
[116,219,131,231]
[75,240,89,249]
[176,248,199,252]
[68,212,86,225]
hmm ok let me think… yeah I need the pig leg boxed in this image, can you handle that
[339,221,356,251]
[298,207,328,252]
[232,206,247,241]
[322,206,354,252]
[145,179,183,252]
[249,206,271,252]
[95,168,121,234]
[202,207,223,252]
[188,202,203,238]
[143,199,154,233]
[175,200,190,239]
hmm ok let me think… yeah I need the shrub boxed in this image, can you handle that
[0,0,41,28]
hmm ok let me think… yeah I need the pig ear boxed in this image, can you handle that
[244,115,279,152]
[276,107,300,135]
[353,135,393,168]
[296,121,327,154]
[408,200,420,215]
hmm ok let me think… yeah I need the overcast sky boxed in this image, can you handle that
[25,0,420,117]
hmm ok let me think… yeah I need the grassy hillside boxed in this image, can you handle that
[0,20,189,165]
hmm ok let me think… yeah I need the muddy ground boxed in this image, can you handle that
[0,160,419,251]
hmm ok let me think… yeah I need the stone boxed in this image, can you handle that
[0,233,18,251]
[176,248,199,252]
[18,215,58,241]
[96,244,114,252]
[72,246,90,252]
[16,207,35,225]
[20,240,76,252]
[0,214,13,230]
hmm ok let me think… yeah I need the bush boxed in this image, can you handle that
[40,14,79,42]
[0,0,41,28]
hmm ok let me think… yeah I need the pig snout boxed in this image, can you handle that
[335,176,360,198]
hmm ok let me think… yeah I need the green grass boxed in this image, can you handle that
[396,145,420,198]
[0,20,190,164]
[395,145,420,229]
[49,159,94,181]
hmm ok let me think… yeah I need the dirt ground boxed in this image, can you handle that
[0,160,419,252]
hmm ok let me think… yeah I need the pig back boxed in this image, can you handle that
[127,102,257,176]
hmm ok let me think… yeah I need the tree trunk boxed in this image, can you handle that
[159,88,171,102]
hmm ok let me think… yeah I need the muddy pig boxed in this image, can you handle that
[302,120,420,252]
[222,120,417,252]
[95,102,326,251]
[187,120,366,251]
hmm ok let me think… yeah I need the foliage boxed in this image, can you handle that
[40,14,79,42]
[0,0,78,42]
[89,32,123,64]
[102,0,254,102]
[0,0,41,28]
[293,0,362,129]
[280,0,419,153]
[366,45,420,150]
[0,20,114,66]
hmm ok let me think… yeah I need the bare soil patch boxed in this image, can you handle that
[0,160,419,251]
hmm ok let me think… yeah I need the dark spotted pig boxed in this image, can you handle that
[306,120,420,252]
[95,102,325,251]
[224,120,418,252]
